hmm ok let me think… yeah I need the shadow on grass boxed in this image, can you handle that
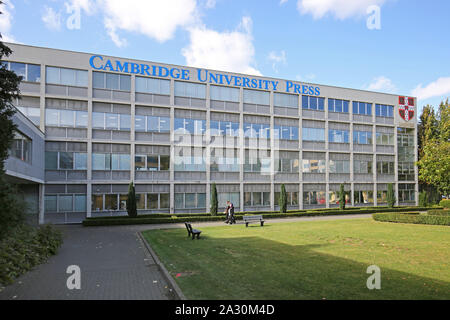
[143,229,450,300]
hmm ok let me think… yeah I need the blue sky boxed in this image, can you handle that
[1,0,449,115]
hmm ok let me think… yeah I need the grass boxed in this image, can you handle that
[142,218,450,300]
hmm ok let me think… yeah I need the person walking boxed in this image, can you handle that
[226,200,235,224]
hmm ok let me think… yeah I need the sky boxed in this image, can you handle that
[1,0,449,116]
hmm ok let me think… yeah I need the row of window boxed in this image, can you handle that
[45,194,87,212]
[4,61,41,82]
[45,152,87,170]
[135,155,170,171]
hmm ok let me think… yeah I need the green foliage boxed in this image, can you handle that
[372,212,450,226]
[210,183,218,216]
[83,206,432,226]
[279,184,287,213]
[0,224,63,286]
[439,199,450,208]
[417,100,450,196]
[419,191,429,207]
[427,209,450,216]
[339,184,345,210]
[387,183,396,208]
[126,181,137,218]
[0,173,26,238]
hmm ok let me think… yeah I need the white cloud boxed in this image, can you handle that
[182,16,261,76]
[297,0,387,20]
[42,6,62,31]
[205,0,216,8]
[268,50,286,73]
[411,77,450,100]
[98,0,198,44]
[364,76,397,93]
[104,17,127,48]
[0,0,16,42]
[65,0,95,14]
[280,0,289,5]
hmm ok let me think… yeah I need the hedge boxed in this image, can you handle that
[0,225,63,286]
[427,210,450,216]
[372,213,450,226]
[82,206,433,226]
[439,199,450,209]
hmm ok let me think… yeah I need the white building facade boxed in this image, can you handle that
[4,43,418,224]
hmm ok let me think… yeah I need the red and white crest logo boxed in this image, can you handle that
[398,96,414,121]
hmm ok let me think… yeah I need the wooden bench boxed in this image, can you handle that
[243,215,265,227]
[185,222,202,239]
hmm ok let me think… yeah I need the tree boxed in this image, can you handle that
[210,183,218,216]
[279,184,287,213]
[418,104,438,159]
[0,25,26,235]
[387,183,396,208]
[126,181,137,218]
[417,100,450,197]
[339,184,346,210]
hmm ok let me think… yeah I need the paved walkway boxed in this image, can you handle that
[0,214,371,300]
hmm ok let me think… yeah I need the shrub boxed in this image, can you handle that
[210,183,218,216]
[439,199,450,209]
[427,210,450,216]
[372,213,450,226]
[279,184,287,213]
[126,182,137,218]
[0,224,63,286]
[387,183,396,208]
[339,184,345,210]
[419,191,429,207]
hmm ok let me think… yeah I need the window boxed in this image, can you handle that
[354,191,374,204]
[274,125,299,140]
[328,99,349,113]
[6,62,41,82]
[46,66,88,86]
[134,115,170,133]
[244,192,270,206]
[375,104,394,117]
[17,106,40,126]
[353,101,372,116]
[329,160,350,173]
[353,131,373,145]
[45,151,87,170]
[244,151,271,173]
[302,127,325,141]
[302,95,325,111]
[93,71,131,91]
[111,154,131,170]
[136,77,170,95]
[243,89,270,105]
[377,161,395,175]
[174,81,206,99]
[174,193,207,209]
[45,195,57,212]
[105,194,118,210]
[398,162,415,181]
[329,129,349,143]
[274,93,298,108]
[147,194,159,209]
[210,85,240,102]
[276,158,299,173]
[274,191,298,206]
[302,159,326,173]
[92,112,130,131]
[354,160,373,174]
[210,155,240,172]
[210,120,240,137]
[174,118,206,135]
[10,131,32,164]
[329,191,350,205]
[398,184,415,202]
[376,133,394,145]
[244,123,270,139]
[45,109,88,128]
[303,191,326,205]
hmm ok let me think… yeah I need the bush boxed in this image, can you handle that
[372,213,450,226]
[427,210,450,216]
[439,199,450,209]
[419,191,429,207]
[387,183,396,208]
[0,224,63,286]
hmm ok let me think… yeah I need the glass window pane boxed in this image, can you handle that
[93,72,104,89]
[120,114,131,130]
[160,193,169,208]
[10,62,26,78]
[106,113,119,130]
[135,115,146,131]
[159,117,170,132]
[92,153,105,170]
[135,155,146,170]
[59,195,73,212]
[197,193,206,208]
[46,67,60,84]
[185,193,196,208]
[147,116,159,132]
[160,155,170,171]
[119,154,130,170]
[46,109,59,126]
[106,73,119,90]
[253,192,262,206]
[92,195,104,211]
[92,112,105,129]
[27,64,41,82]
[147,194,158,209]
[147,155,158,171]
[105,194,118,210]
[175,193,184,209]
[119,75,131,91]
[76,111,88,127]
[74,195,86,212]
[74,153,87,170]
[59,152,74,169]
[76,70,88,87]
[45,195,57,212]
[136,194,145,209]
[45,151,58,169]
[60,68,75,86]
[60,110,74,126]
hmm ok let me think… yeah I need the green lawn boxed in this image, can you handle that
[142,218,450,300]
